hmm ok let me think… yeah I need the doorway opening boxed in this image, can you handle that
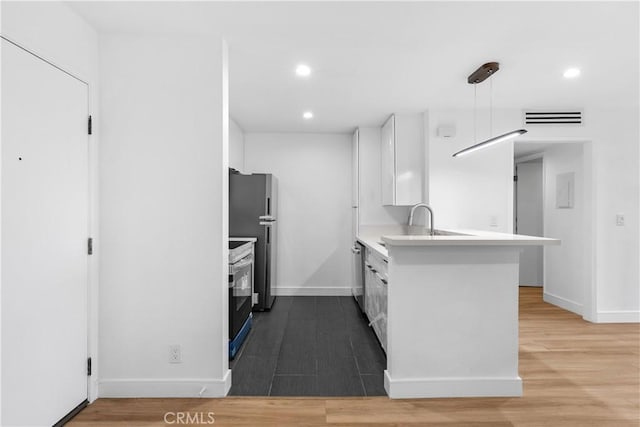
[227,295,387,396]
[225,126,387,396]
[514,140,593,319]
[514,157,544,287]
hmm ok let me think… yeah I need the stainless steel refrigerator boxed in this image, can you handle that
[229,170,277,310]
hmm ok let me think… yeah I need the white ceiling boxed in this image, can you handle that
[67,1,639,133]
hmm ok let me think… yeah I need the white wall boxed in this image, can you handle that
[99,34,230,396]
[244,133,352,295]
[521,108,638,322]
[1,0,101,401]
[428,108,516,232]
[543,145,585,314]
[229,117,244,172]
[589,108,639,321]
[427,106,639,322]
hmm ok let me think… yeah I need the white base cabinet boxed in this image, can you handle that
[364,248,388,352]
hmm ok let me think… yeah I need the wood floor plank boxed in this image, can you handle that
[69,288,640,426]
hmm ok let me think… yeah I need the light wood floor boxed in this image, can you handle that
[70,288,639,426]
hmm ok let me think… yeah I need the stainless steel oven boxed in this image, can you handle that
[229,241,254,358]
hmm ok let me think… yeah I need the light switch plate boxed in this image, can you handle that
[556,172,574,209]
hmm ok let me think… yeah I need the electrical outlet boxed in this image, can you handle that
[616,214,625,226]
[169,345,182,364]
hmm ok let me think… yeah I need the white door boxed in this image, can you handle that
[516,161,544,286]
[351,129,360,240]
[2,39,89,426]
[351,129,360,289]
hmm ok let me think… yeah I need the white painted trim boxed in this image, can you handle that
[272,287,352,296]
[543,291,583,315]
[384,371,522,399]
[515,151,544,164]
[99,370,232,398]
[595,310,640,323]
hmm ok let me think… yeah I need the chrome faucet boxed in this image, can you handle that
[408,203,435,236]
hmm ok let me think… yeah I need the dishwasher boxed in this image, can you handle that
[351,241,366,312]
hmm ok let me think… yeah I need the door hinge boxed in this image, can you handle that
[88,237,93,255]
[88,115,92,135]
[513,175,518,182]
[87,357,92,376]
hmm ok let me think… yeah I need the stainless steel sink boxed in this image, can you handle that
[376,230,469,247]
[404,228,471,237]
[431,229,469,236]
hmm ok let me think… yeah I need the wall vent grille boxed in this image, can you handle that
[523,110,583,125]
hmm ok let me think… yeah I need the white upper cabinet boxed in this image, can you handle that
[380,116,396,205]
[380,113,425,206]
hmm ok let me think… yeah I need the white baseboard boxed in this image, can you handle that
[384,370,522,399]
[273,286,352,296]
[596,310,640,323]
[99,370,232,398]
[543,291,582,315]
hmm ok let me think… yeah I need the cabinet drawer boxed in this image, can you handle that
[368,268,388,353]
[365,249,388,280]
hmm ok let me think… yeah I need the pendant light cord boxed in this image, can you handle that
[474,83,477,144]
[490,75,493,136]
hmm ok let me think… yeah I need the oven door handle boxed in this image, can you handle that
[230,256,253,273]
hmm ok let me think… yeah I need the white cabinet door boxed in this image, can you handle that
[380,116,395,205]
[395,114,425,205]
[380,113,424,206]
[2,39,89,426]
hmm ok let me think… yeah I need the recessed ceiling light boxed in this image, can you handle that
[303,111,313,119]
[295,64,311,77]
[563,68,581,78]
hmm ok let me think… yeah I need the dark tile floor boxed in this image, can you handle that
[229,296,387,397]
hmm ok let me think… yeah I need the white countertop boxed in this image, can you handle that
[357,235,388,259]
[381,228,560,247]
[229,237,257,243]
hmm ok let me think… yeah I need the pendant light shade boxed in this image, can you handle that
[452,129,528,157]
[453,62,527,158]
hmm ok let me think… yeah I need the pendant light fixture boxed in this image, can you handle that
[452,62,527,158]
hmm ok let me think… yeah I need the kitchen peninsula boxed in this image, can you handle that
[358,229,560,399]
